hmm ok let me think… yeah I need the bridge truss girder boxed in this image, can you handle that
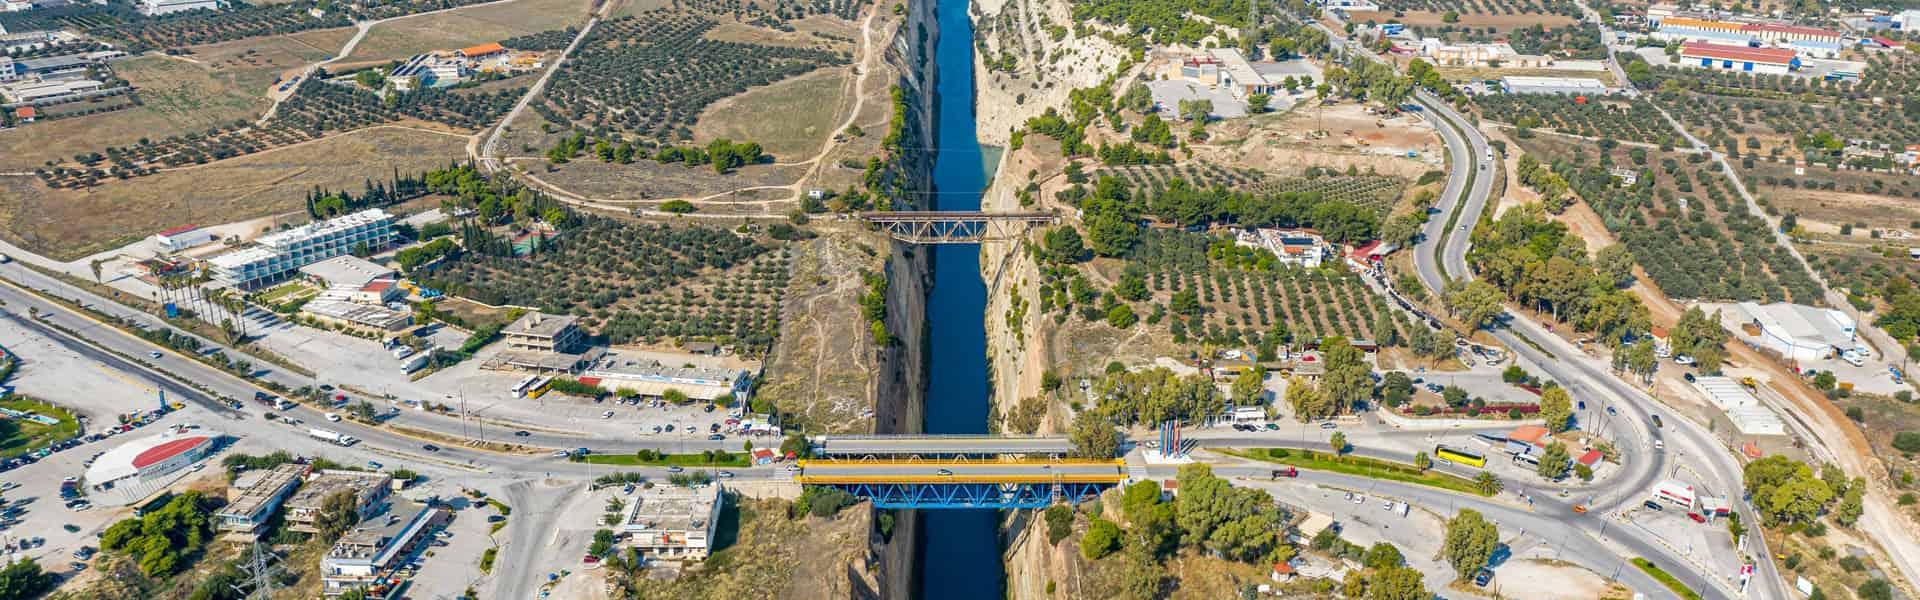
[826,481,1113,509]
[870,218,1041,244]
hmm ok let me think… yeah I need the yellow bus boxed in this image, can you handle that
[1434,445,1487,469]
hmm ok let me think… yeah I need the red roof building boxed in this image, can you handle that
[1739,22,1841,42]
[13,106,35,122]
[1508,425,1550,446]
[1577,449,1603,467]
[459,42,507,58]
[133,436,211,469]
[1680,42,1798,73]
[157,224,201,237]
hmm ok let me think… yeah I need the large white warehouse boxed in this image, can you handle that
[1737,302,1856,362]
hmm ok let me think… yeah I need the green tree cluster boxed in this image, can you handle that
[98,492,217,578]
[1669,306,1731,372]
[1743,455,1837,525]
[1090,367,1224,426]
[1441,509,1499,579]
[1467,203,1649,341]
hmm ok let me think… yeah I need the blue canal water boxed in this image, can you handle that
[913,0,1001,595]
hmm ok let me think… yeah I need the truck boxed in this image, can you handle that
[308,428,358,447]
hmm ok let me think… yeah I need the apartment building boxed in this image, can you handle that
[284,470,393,534]
[208,209,395,289]
[619,483,724,560]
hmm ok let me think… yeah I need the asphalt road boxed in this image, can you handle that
[1150,463,1676,595]
[1403,78,1779,600]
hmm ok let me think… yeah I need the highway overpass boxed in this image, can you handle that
[815,434,1075,458]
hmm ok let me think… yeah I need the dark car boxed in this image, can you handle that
[486,515,506,523]
[707,434,724,441]
[1642,500,1664,511]
[1650,414,1664,428]
[704,404,715,413]
[1683,372,1696,383]
[1473,568,1493,587]
[422,444,440,452]
[514,430,531,437]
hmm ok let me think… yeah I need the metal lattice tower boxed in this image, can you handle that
[230,541,284,600]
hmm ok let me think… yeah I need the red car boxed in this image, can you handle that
[1270,467,1299,479]
[582,555,600,564]
[1686,512,1706,523]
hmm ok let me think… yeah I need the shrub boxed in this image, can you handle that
[1080,518,1122,560]
[1894,432,1920,453]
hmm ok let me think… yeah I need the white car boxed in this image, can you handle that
[325,413,341,422]
[148,351,162,359]
[601,410,614,419]
[1673,355,1696,366]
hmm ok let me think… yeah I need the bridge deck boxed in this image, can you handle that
[794,459,1126,484]
[857,211,1058,221]
[816,435,1074,456]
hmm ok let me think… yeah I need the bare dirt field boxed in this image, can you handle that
[704,18,856,49]
[693,67,851,159]
[1205,103,1441,179]
[754,230,884,433]
[0,127,470,260]
[335,0,593,68]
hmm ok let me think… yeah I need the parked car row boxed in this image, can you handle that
[1,406,174,474]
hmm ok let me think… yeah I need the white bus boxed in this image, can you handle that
[511,375,540,398]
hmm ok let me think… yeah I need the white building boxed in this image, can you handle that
[619,483,724,560]
[1897,9,1920,30]
[214,463,309,535]
[140,0,217,16]
[1693,376,1787,436]
[581,351,755,403]
[153,224,215,253]
[1235,228,1332,268]
[208,209,395,289]
[321,500,445,596]
[1650,479,1696,510]
[83,428,225,505]
[1501,76,1610,95]
[0,78,102,103]
[1680,41,1798,75]
[1417,39,1552,68]
[1737,302,1856,361]
[389,53,473,91]
[0,56,14,83]
[1318,0,1379,10]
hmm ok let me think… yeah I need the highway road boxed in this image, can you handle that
[1404,68,1783,600]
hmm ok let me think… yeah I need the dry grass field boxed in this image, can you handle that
[0,55,282,170]
[0,127,469,260]
[332,0,593,68]
[516,157,810,200]
[693,67,850,158]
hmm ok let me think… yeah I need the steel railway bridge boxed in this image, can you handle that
[857,211,1059,244]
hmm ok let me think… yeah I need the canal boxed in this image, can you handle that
[913,0,1001,595]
